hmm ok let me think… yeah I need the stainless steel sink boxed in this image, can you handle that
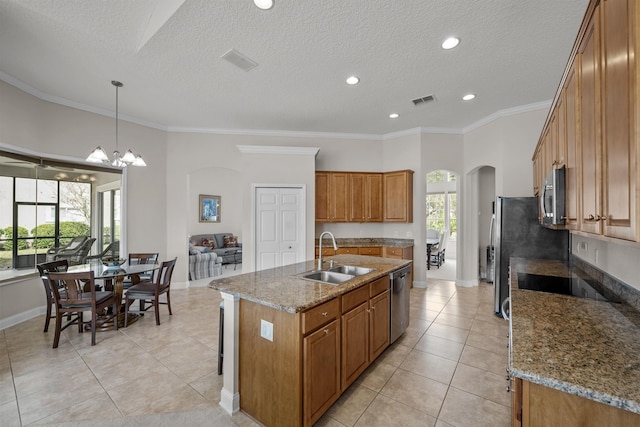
[298,270,355,285]
[328,265,374,276]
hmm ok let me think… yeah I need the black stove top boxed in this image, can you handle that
[517,272,620,303]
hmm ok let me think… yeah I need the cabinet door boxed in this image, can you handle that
[601,0,636,241]
[315,173,330,222]
[331,173,349,222]
[383,170,414,222]
[365,173,383,221]
[579,8,602,235]
[348,173,366,221]
[564,64,579,230]
[341,302,369,390]
[304,319,340,426]
[556,97,566,168]
[369,290,390,361]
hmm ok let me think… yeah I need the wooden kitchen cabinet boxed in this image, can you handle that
[341,276,391,391]
[535,0,639,241]
[304,319,341,426]
[383,170,414,222]
[336,247,358,255]
[358,246,382,256]
[513,379,640,426]
[315,172,349,222]
[564,63,579,230]
[349,173,383,222]
[383,245,414,283]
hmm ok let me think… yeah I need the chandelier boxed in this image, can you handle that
[86,80,146,167]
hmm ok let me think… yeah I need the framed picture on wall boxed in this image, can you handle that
[199,194,221,223]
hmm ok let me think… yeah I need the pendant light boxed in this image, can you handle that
[87,80,146,167]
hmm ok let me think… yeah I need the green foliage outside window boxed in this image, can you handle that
[30,222,90,249]
[2,226,29,251]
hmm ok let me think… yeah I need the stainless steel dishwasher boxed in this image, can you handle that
[390,265,411,343]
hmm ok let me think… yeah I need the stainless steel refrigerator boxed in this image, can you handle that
[492,197,569,316]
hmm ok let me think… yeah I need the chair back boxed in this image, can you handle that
[156,258,177,293]
[37,260,69,297]
[46,271,97,306]
[427,228,440,240]
[439,229,450,253]
[128,253,159,266]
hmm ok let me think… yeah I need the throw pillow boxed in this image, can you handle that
[223,235,238,248]
[188,243,199,255]
[203,238,216,249]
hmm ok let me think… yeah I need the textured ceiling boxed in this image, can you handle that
[0,0,589,136]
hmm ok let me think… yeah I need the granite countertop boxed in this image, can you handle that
[314,237,414,248]
[509,257,640,414]
[208,254,410,313]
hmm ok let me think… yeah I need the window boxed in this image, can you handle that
[426,170,457,238]
[0,150,122,275]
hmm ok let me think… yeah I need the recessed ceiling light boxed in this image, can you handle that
[254,0,274,10]
[389,113,399,119]
[441,37,460,50]
[462,93,476,101]
[346,75,360,85]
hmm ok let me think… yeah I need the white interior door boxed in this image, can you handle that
[255,186,305,271]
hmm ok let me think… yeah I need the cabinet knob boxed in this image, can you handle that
[323,329,329,334]
[585,214,595,221]
[366,309,371,313]
[506,386,513,393]
[322,312,328,317]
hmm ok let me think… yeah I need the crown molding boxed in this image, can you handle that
[462,101,551,134]
[168,126,381,141]
[236,145,320,156]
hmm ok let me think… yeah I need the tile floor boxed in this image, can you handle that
[0,278,510,426]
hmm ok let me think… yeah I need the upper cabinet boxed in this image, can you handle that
[349,173,383,222]
[383,170,414,223]
[533,0,639,242]
[316,170,413,223]
[315,172,349,222]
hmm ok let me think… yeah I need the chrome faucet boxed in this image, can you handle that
[318,231,338,270]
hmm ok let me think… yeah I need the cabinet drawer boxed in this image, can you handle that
[384,246,404,258]
[302,298,340,335]
[369,276,389,298]
[358,247,381,256]
[341,285,369,313]
[336,247,358,255]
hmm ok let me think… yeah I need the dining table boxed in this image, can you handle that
[69,260,161,328]
[426,237,440,270]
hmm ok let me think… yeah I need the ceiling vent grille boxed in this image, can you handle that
[412,94,436,106]
[221,49,258,72]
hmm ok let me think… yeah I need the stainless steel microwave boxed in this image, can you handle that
[540,166,566,226]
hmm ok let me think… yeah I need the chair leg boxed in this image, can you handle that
[154,298,160,325]
[44,298,52,332]
[52,312,63,349]
[112,301,118,331]
[78,312,84,333]
[91,311,97,346]
[166,290,172,316]
[124,297,130,328]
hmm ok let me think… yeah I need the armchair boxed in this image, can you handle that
[45,236,88,262]
[51,238,96,266]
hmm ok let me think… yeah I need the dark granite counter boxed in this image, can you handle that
[509,257,640,414]
[208,254,410,313]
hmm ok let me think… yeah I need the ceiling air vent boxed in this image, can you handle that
[412,94,436,106]
[221,49,258,72]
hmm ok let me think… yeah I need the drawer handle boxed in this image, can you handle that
[323,329,329,334]
[322,312,328,317]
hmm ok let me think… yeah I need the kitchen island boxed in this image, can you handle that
[508,257,640,426]
[209,254,411,427]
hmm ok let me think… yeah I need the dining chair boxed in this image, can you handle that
[123,258,177,327]
[124,252,159,287]
[36,260,69,332]
[45,270,118,348]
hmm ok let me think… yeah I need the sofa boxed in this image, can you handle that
[188,233,242,280]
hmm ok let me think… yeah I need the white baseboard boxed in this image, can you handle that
[0,306,45,331]
[456,279,479,287]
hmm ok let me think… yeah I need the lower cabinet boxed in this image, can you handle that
[513,378,640,427]
[304,319,340,425]
[239,273,398,427]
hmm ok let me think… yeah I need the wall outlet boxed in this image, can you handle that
[406,231,413,238]
[260,319,273,342]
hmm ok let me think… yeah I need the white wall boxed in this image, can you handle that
[478,166,496,279]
